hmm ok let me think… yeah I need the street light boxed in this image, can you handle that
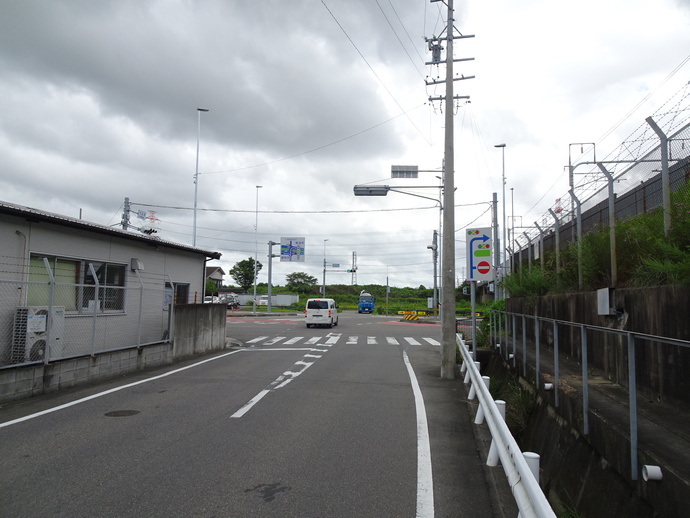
[494,143,506,299]
[354,181,443,316]
[353,185,390,196]
[322,239,329,297]
[193,107,209,247]
[252,185,262,313]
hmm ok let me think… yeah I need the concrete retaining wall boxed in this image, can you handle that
[505,285,690,406]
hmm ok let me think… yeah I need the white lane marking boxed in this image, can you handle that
[305,337,322,345]
[232,357,317,417]
[347,336,358,344]
[402,350,434,518]
[404,337,421,346]
[0,349,246,428]
[246,336,268,343]
[231,338,340,418]
[386,337,399,345]
[367,336,377,345]
[242,348,324,352]
[263,336,286,345]
[230,389,271,419]
[273,362,314,389]
[283,337,303,345]
[423,338,440,346]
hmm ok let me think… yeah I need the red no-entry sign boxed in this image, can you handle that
[477,261,491,274]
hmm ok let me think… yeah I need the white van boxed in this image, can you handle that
[305,298,338,328]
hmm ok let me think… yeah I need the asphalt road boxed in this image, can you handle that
[0,311,504,517]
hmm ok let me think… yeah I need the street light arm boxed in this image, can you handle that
[388,188,442,207]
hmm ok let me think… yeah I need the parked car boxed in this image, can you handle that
[226,293,240,309]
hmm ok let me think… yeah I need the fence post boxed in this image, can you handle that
[548,209,561,283]
[511,313,517,368]
[534,221,545,270]
[628,332,639,480]
[581,324,590,435]
[534,317,540,387]
[486,400,506,467]
[522,315,527,377]
[597,163,618,287]
[569,189,583,291]
[166,274,175,342]
[134,269,144,346]
[523,231,532,271]
[474,376,491,424]
[553,320,560,408]
[88,263,100,356]
[42,257,56,364]
[504,311,509,361]
[646,116,671,236]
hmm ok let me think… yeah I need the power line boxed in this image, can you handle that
[201,108,423,175]
[320,0,431,145]
[131,202,438,214]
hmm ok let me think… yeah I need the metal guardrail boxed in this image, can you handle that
[488,310,690,482]
[457,333,556,518]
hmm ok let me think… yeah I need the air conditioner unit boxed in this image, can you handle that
[12,306,65,363]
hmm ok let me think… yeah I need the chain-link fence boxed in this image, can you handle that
[509,83,690,278]
[0,258,174,368]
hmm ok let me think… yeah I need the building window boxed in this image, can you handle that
[28,255,126,313]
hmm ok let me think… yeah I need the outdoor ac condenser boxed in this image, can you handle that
[11,306,65,363]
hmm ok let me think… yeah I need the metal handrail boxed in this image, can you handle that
[457,333,556,518]
[488,309,690,481]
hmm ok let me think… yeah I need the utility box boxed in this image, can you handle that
[597,287,616,316]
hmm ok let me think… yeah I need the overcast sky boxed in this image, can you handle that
[2,0,690,289]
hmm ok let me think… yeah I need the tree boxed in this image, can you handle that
[205,279,218,296]
[229,257,263,292]
[285,271,318,293]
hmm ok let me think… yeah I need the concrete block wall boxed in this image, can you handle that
[0,303,229,403]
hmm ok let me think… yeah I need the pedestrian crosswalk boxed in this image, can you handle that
[242,334,440,347]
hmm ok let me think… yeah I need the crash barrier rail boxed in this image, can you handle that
[488,310,690,482]
[457,333,556,518]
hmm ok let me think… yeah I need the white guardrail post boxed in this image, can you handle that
[457,333,556,518]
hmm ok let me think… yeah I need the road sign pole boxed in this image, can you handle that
[471,280,476,359]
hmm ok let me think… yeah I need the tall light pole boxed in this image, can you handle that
[510,187,515,277]
[193,107,209,247]
[252,185,262,313]
[495,143,506,298]
[322,239,329,297]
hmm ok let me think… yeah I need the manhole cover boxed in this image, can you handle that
[104,410,140,417]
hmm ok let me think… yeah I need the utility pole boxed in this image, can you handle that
[121,197,131,231]
[267,241,279,312]
[492,192,499,298]
[426,0,474,379]
[427,230,438,315]
[351,251,357,285]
